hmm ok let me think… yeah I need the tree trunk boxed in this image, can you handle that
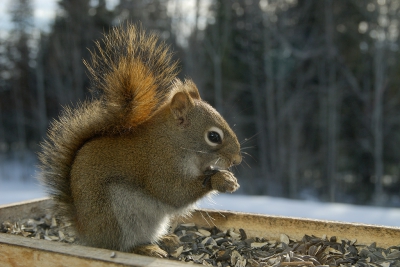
[325,0,337,202]
[249,53,268,193]
[36,35,48,138]
[213,54,223,114]
[288,113,300,199]
[265,54,277,194]
[275,53,286,197]
[372,41,385,205]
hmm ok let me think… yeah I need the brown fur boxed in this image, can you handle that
[38,24,241,255]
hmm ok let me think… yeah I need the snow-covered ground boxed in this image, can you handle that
[199,194,400,227]
[0,178,46,204]
[1,178,399,228]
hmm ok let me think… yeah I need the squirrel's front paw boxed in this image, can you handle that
[211,170,239,193]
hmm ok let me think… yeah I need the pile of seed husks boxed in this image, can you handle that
[0,214,76,243]
[2,216,400,267]
[167,223,400,267]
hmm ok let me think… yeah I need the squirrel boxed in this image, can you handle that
[38,23,241,257]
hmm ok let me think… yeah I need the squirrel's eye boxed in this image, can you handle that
[208,131,221,143]
[205,127,224,146]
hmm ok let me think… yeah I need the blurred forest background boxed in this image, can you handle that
[1,0,400,207]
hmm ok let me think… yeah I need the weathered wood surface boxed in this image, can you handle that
[0,234,189,267]
[0,198,50,222]
[0,198,189,267]
[1,198,400,266]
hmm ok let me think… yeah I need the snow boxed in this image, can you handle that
[0,178,46,204]
[1,178,399,228]
[198,194,400,227]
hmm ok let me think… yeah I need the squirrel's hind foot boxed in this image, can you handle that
[158,234,181,254]
[132,234,181,258]
[133,244,168,258]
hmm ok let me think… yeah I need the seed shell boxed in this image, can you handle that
[2,216,400,267]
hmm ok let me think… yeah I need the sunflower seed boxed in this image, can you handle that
[3,216,399,267]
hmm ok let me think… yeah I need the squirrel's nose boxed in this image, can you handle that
[232,154,242,166]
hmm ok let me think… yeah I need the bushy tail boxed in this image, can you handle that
[38,23,179,219]
[84,23,179,128]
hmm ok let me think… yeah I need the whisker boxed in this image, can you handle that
[240,139,249,145]
[240,146,255,150]
[242,158,251,168]
[240,132,259,145]
[205,210,217,225]
[199,210,212,227]
[199,208,218,227]
[216,210,226,219]
[233,165,239,173]
[241,151,257,162]
[180,147,211,154]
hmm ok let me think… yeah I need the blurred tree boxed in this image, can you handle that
[2,0,400,205]
[7,0,34,147]
[115,0,174,40]
[43,0,94,106]
[38,0,115,120]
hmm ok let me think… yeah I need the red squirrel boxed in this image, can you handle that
[39,24,241,257]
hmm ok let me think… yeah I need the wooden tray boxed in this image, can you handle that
[1,198,399,266]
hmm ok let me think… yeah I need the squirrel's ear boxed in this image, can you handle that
[170,91,194,126]
[185,80,201,100]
